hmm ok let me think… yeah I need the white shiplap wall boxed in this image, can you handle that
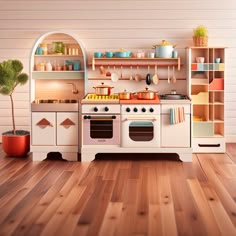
[0,0,236,142]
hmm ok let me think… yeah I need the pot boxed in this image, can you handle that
[137,87,157,100]
[115,49,132,58]
[93,82,114,96]
[153,40,177,58]
[119,89,132,100]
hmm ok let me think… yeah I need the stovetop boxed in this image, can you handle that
[81,93,119,104]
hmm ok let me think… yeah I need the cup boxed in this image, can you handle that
[94,52,103,58]
[172,50,178,58]
[73,60,81,71]
[215,58,221,63]
[148,52,155,58]
[105,51,113,58]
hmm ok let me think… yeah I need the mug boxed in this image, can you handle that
[172,50,178,58]
[215,58,221,63]
[94,52,103,58]
[73,60,81,71]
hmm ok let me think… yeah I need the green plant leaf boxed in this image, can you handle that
[17,73,29,85]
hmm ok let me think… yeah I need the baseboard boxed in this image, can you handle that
[225,135,236,143]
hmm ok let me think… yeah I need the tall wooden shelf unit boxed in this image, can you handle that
[187,47,226,153]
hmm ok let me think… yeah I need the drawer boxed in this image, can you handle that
[161,104,191,114]
[192,138,225,153]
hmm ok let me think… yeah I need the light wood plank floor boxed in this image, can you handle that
[0,144,236,236]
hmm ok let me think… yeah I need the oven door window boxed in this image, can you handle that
[129,121,154,141]
[90,120,113,139]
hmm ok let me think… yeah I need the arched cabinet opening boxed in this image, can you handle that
[30,31,87,161]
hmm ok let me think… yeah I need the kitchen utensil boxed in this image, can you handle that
[137,87,157,100]
[111,66,119,82]
[171,66,176,84]
[119,89,132,100]
[120,65,123,79]
[106,66,111,76]
[152,65,159,85]
[93,82,114,96]
[146,65,151,85]
[167,66,170,84]
[152,40,177,58]
[135,66,142,82]
[129,66,133,80]
[99,65,105,74]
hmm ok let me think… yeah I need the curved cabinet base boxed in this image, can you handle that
[81,146,192,162]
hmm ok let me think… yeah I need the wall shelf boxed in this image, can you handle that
[91,57,182,70]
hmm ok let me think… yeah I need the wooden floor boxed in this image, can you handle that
[0,145,236,236]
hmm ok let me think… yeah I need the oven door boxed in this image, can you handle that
[83,115,120,145]
[121,115,160,147]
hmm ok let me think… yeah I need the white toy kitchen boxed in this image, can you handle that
[30,32,226,162]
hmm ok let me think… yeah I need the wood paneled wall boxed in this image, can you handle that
[0,0,235,141]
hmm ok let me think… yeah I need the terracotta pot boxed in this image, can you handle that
[137,87,157,100]
[93,82,114,96]
[2,131,30,157]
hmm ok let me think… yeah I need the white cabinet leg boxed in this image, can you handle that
[179,153,192,162]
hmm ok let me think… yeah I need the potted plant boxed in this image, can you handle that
[0,59,30,157]
[193,25,208,47]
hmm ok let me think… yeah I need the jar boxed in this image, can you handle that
[45,61,52,71]
[40,43,48,55]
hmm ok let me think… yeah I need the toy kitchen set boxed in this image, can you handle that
[30,32,226,162]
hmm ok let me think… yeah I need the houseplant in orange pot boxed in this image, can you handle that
[0,59,30,157]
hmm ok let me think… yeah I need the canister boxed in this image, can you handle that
[73,60,81,71]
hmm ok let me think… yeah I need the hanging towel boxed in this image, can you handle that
[170,107,185,124]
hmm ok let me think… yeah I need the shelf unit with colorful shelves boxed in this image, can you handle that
[187,46,226,152]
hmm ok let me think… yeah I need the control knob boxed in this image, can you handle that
[142,108,146,112]
[150,108,154,113]
[126,107,131,112]
[133,107,138,112]
[93,107,98,112]
[104,107,109,112]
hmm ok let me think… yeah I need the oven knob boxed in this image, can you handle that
[142,108,146,112]
[104,107,109,112]
[150,108,154,113]
[126,107,131,112]
[84,115,90,119]
[93,107,98,112]
[133,107,138,112]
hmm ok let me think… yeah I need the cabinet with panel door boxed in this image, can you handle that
[31,112,79,160]
[187,46,226,153]
[161,103,191,147]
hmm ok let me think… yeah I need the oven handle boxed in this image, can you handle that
[84,115,117,120]
[123,117,157,121]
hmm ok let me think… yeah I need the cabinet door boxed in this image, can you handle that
[32,112,56,145]
[161,114,190,147]
[57,112,78,146]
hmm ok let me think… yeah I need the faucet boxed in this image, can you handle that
[67,83,79,94]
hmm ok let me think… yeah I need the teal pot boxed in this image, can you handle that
[153,40,177,58]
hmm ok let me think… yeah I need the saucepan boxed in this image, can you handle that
[137,87,158,100]
[118,89,132,100]
[153,40,177,58]
[93,82,114,96]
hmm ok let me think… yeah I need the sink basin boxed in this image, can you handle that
[32,99,79,112]
[36,99,78,104]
